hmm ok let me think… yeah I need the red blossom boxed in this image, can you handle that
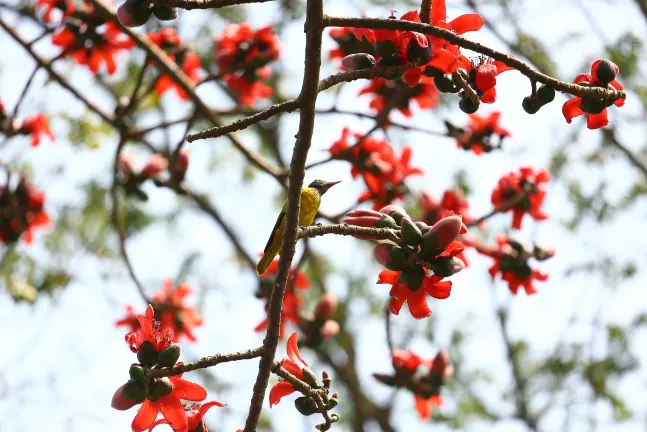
[0,179,50,245]
[359,76,440,118]
[491,166,550,230]
[269,332,308,407]
[155,52,203,100]
[115,305,140,333]
[562,60,625,130]
[222,71,273,107]
[329,27,375,64]
[378,270,453,319]
[35,0,75,23]
[148,401,226,432]
[214,24,281,73]
[125,305,173,353]
[152,280,205,343]
[456,55,514,103]
[21,114,55,147]
[52,21,134,75]
[455,111,510,154]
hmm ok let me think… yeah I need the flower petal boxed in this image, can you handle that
[407,288,432,319]
[132,400,159,432]
[448,13,484,34]
[171,378,207,401]
[562,98,585,124]
[428,49,458,74]
[430,0,446,24]
[286,332,308,368]
[414,394,432,420]
[586,110,608,130]
[269,381,295,407]
[159,395,188,432]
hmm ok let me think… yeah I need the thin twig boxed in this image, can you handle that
[298,223,400,243]
[11,66,40,118]
[148,346,265,377]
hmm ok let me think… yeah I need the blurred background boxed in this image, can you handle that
[1,0,646,431]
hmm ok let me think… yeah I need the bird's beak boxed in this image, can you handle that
[321,180,341,194]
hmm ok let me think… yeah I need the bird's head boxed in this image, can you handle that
[308,179,341,195]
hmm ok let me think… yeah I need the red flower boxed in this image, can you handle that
[152,280,205,343]
[378,270,453,319]
[359,76,439,118]
[52,22,134,75]
[491,166,550,230]
[129,371,208,432]
[455,111,510,155]
[21,114,55,147]
[430,0,484,39]
[255,288,302,339]
[147,28,182,47]
[478,234,548,295]
[562,60,625,130]
[269,332,308,407]
[329,27,375,64]
[415,394,444,420]
[420,189,474,226]
[156,52,203,100]
[214,24,281,73]
[141,155,169,179]
[222,71,273,107]
[0,179,50,245]
[125,305,173,353]
[456,55,514,103]
[392,349,429,372]
[259,258,311,290]
[148,401,226,432]
[115,305,140,333]
[35,0,75,23]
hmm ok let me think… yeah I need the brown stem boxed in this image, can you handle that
[147,346,265,377]
[419,0,432,23]
[298,223,401,243]
[322,16,626,103]
[152,0,273,9]
[243,0,324,429]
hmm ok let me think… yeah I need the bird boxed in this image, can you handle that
[256,179,340,276]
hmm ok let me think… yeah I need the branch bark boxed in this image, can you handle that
[152,0,273,9]
[148,346,265,377]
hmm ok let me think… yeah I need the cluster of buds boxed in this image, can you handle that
[563,59,626,130]
[522,84,556,114]
[0,176,50,245]
[213,24,281,106]
[445,111,510,156]
[345,205,466,319]
[374,349,452,420]
[270,333,339,430]
[300,293,340,347]
[118,151,190,200]
[468,234,553,295]
[490,166,550,230]
[117,0,178,28]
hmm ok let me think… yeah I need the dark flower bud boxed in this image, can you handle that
[533,245,555,261]
[376,57,405,81]
[579,98,606,114]
[375,214,398,229]
[522,96,541,114]
[515,263,533,280]
[157,343,181,367]
[315,293,337,319]
[536,85,555,105]
[398,265,426,290]
[430,257,463,278]
[374,40,398,59]
[385,246,409,271]
[121,378,149,403]
[414,221,431,234]
[294,396,319,416]
[406,38,432,66]
[148,377,173,401]
[430,349,453,382]
[459,96,479,114]
[422,66,443,78]
[129,364,146,382]
[434,74,458,93]
[152,5,178,21]
[594,59,618,85]
[341,53,376,71]
[400,218,423,247]
[117,0,152,28]
[137,340,159,367]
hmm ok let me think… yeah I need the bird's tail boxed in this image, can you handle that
[256,252,275,276]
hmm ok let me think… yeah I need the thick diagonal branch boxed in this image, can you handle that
[152,0,273,9]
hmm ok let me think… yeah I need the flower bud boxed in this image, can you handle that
[374,39,398,59]
[385,246,409,271]
[315,293,337,319]
[152,4,178,20]
[295,396,319,416]
[148,377,173,402]
[172,150,190,180]
[594,59,618,84]
[522,96,540,114]
[375,214,398,229]
[157,343,181,367]
[111,383,141,410]
[422,215,463,256]
[434,74,459,93]
[533,245,555,261]
[378,205,409,224]
[406,38,432,66]
[579,98,606,115]
[536,85,555,105]
[458,96,479,114]
[430,257,464,278]
[117,0,152,28]
[321,320,340,340]
[414,221,431,234]
[137,340,159,367]
[121,378,149,403]
[141,154,168,178]
[431,349,453,382]
[326,393,339,409]
[398,265,426,290]
[118,153,136,175]
[400,218,422,247]
[341,53,376,71]
[373,244,392,266]
[129,364,146,381]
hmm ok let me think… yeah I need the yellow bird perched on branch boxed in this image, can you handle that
[256,179,341,276]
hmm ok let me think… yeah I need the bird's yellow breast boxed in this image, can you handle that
[298,187,321,226]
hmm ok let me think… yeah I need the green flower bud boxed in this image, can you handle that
[400,218,422,247]
[121,378,149,403]
[522,96,540,114]
[294,396,319,416]
[148,377,173,402]
[414,221,430,234]
[430,257,462,278]
[375,214,398,229]
[536,85,555,105]
[137,340,159,367]
[459,97,480,114]
[385,246,409,271]
[117,0,152,28]
[398,265,426,290]
[374,40,398,59]
[434,74,458,93]
[129,364,146,382]
[157,343,181,368]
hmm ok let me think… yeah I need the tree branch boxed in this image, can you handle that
[152,0,273,9]
[298,223,400,243]
[147,346,265,377]
[243,0,324,429]
[322,16,626,103]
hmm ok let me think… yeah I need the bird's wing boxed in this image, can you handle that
[263,201,288,254]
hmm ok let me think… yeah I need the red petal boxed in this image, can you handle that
[377,270,400,285]
[493,61,515,74]
[158,395,188,432]
[171,378,207,401]
[388,295,405,316]
[132,401,159,432]
[428,49,458,74]
[286,332,308,368]
[475,64,497,91]
[400,10,421,22]
[147,419,169,432]
[269,381,295,407]
[562,98,585,123]
[430,0,446,24]
[199,400,227,417]
[448,14,484,34]
[574,73,593,84]
[407,288,432,319]
[512,210,524,230]
[586,110,608,130]
[426,280,452,299]
[415,394,432,420]
[403,67,423,87]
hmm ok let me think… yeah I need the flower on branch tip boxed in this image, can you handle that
[148,401,226,432]
[152,280,204,343]
[456,55,515,104]
[141,154,169,179]
[269,332,309,407]
[214,24,281,74]
[52,21,134,75]
[125,305,173,354]
[21,114,55,147]
[491,166,550,230]
[0,178,50,245]
[562,59,625,130]
[453,111,510,155]
[378,270,453,319]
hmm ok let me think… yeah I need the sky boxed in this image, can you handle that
[1,0,647,431]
